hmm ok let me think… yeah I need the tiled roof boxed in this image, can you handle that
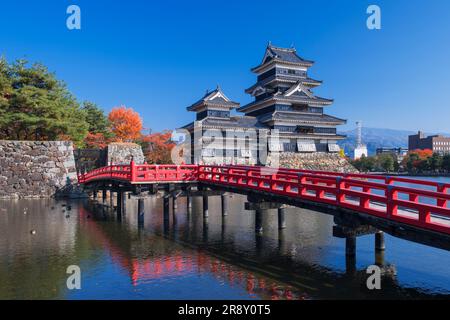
[202,116,269,129]
[187,87,239,111]
[259,112,346,124]
[245,74,322,93]
[252,44,314,71]
[276,93,333,104]
[238,93,333,113]
[179,116,270,131]
[267,45,314,65]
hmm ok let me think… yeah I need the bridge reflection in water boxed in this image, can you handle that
[78,204,307,300]
[1,197,449,299]
[78,194,449,300]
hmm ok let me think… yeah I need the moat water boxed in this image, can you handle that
[0,177,449,300]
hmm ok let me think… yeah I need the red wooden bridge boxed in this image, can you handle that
[78,161,450,251]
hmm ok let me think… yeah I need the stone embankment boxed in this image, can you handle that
[266,152,358,173]
[107,142,145,165]
[0,141,80,199]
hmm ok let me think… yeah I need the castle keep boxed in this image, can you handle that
[181,44,346,165]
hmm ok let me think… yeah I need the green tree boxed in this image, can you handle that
[405,153,420,173]
[352,155,376,172]
[0,59,88,146]
[0,58,12,127]
[82,101,111,136]
[428,153,443,172]
[443,154,450,172]
[377,154,395,172]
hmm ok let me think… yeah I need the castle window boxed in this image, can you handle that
[296,126,314,134]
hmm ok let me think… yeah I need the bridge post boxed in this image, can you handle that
[102,189,107,203]
[255,209,264,234]
[375,231,385,251]
[93,189,97,200]
[130,158,136,182]
[163,195,170,234]
[137,198,144,227]
[109,190,114,209]
[375,250,385,267]
[221,214,227,242]
[345,236,356,257]
[345,255,357,275]
[173,196,178,210]
[203,216,209,242]
[186,195,192,210]
[221,193,228,217]
[117,191,122,215]
[437,183,448,207]
[117,191,126,216]
[172,195,178,226]
[278,230,288,255]
[203,194,209,218]
[278,206,287,230]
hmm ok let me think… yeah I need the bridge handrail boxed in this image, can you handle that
[204,164,450,191]
[78,163,450,235]
[197,165,450,235]
[77,161,198,184]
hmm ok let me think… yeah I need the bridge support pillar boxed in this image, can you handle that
[278,206,287,230]
[246,198,286,235]
[172,196,178,225]
[346,255,357,275]
[203,194,209,218]
[102,189,107,203]
[203,216,209,242]
[117,191,126,216]
[186,195,192,210]
[255,209,264,234]
[93,190,97,200]
[375,231,385,251]
[117,192,122,215]
[345,236,356,257]
[375,250,385,267]
[221,194,228,217]
[137,198,144,227]
[110,191,114,209]
[163,196,170,233]
[173,196,178,210]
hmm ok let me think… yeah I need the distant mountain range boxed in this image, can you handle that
[337,128,450,156]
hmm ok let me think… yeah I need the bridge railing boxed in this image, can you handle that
[198,165,450,235]
[78,162,450,234]
[77,161,198,184]
[132,164,198,183]
[77,164,131,184]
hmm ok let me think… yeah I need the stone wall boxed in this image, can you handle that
[107,142,145,165]
[0,141,79,199]
[266,152,358,173]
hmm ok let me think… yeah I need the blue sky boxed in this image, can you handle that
[1,0,450,133]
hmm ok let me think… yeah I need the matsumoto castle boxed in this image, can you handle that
[181,43,347,165]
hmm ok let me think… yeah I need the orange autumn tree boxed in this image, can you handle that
[108,106,143,142]
[142,130,176,164]
[84,132,109,149]
[411,149,433,159]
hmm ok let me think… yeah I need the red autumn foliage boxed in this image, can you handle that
[108,106,143,142]
[410,149,433,159]
[141,130,176,164]
[84,132,110,149]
